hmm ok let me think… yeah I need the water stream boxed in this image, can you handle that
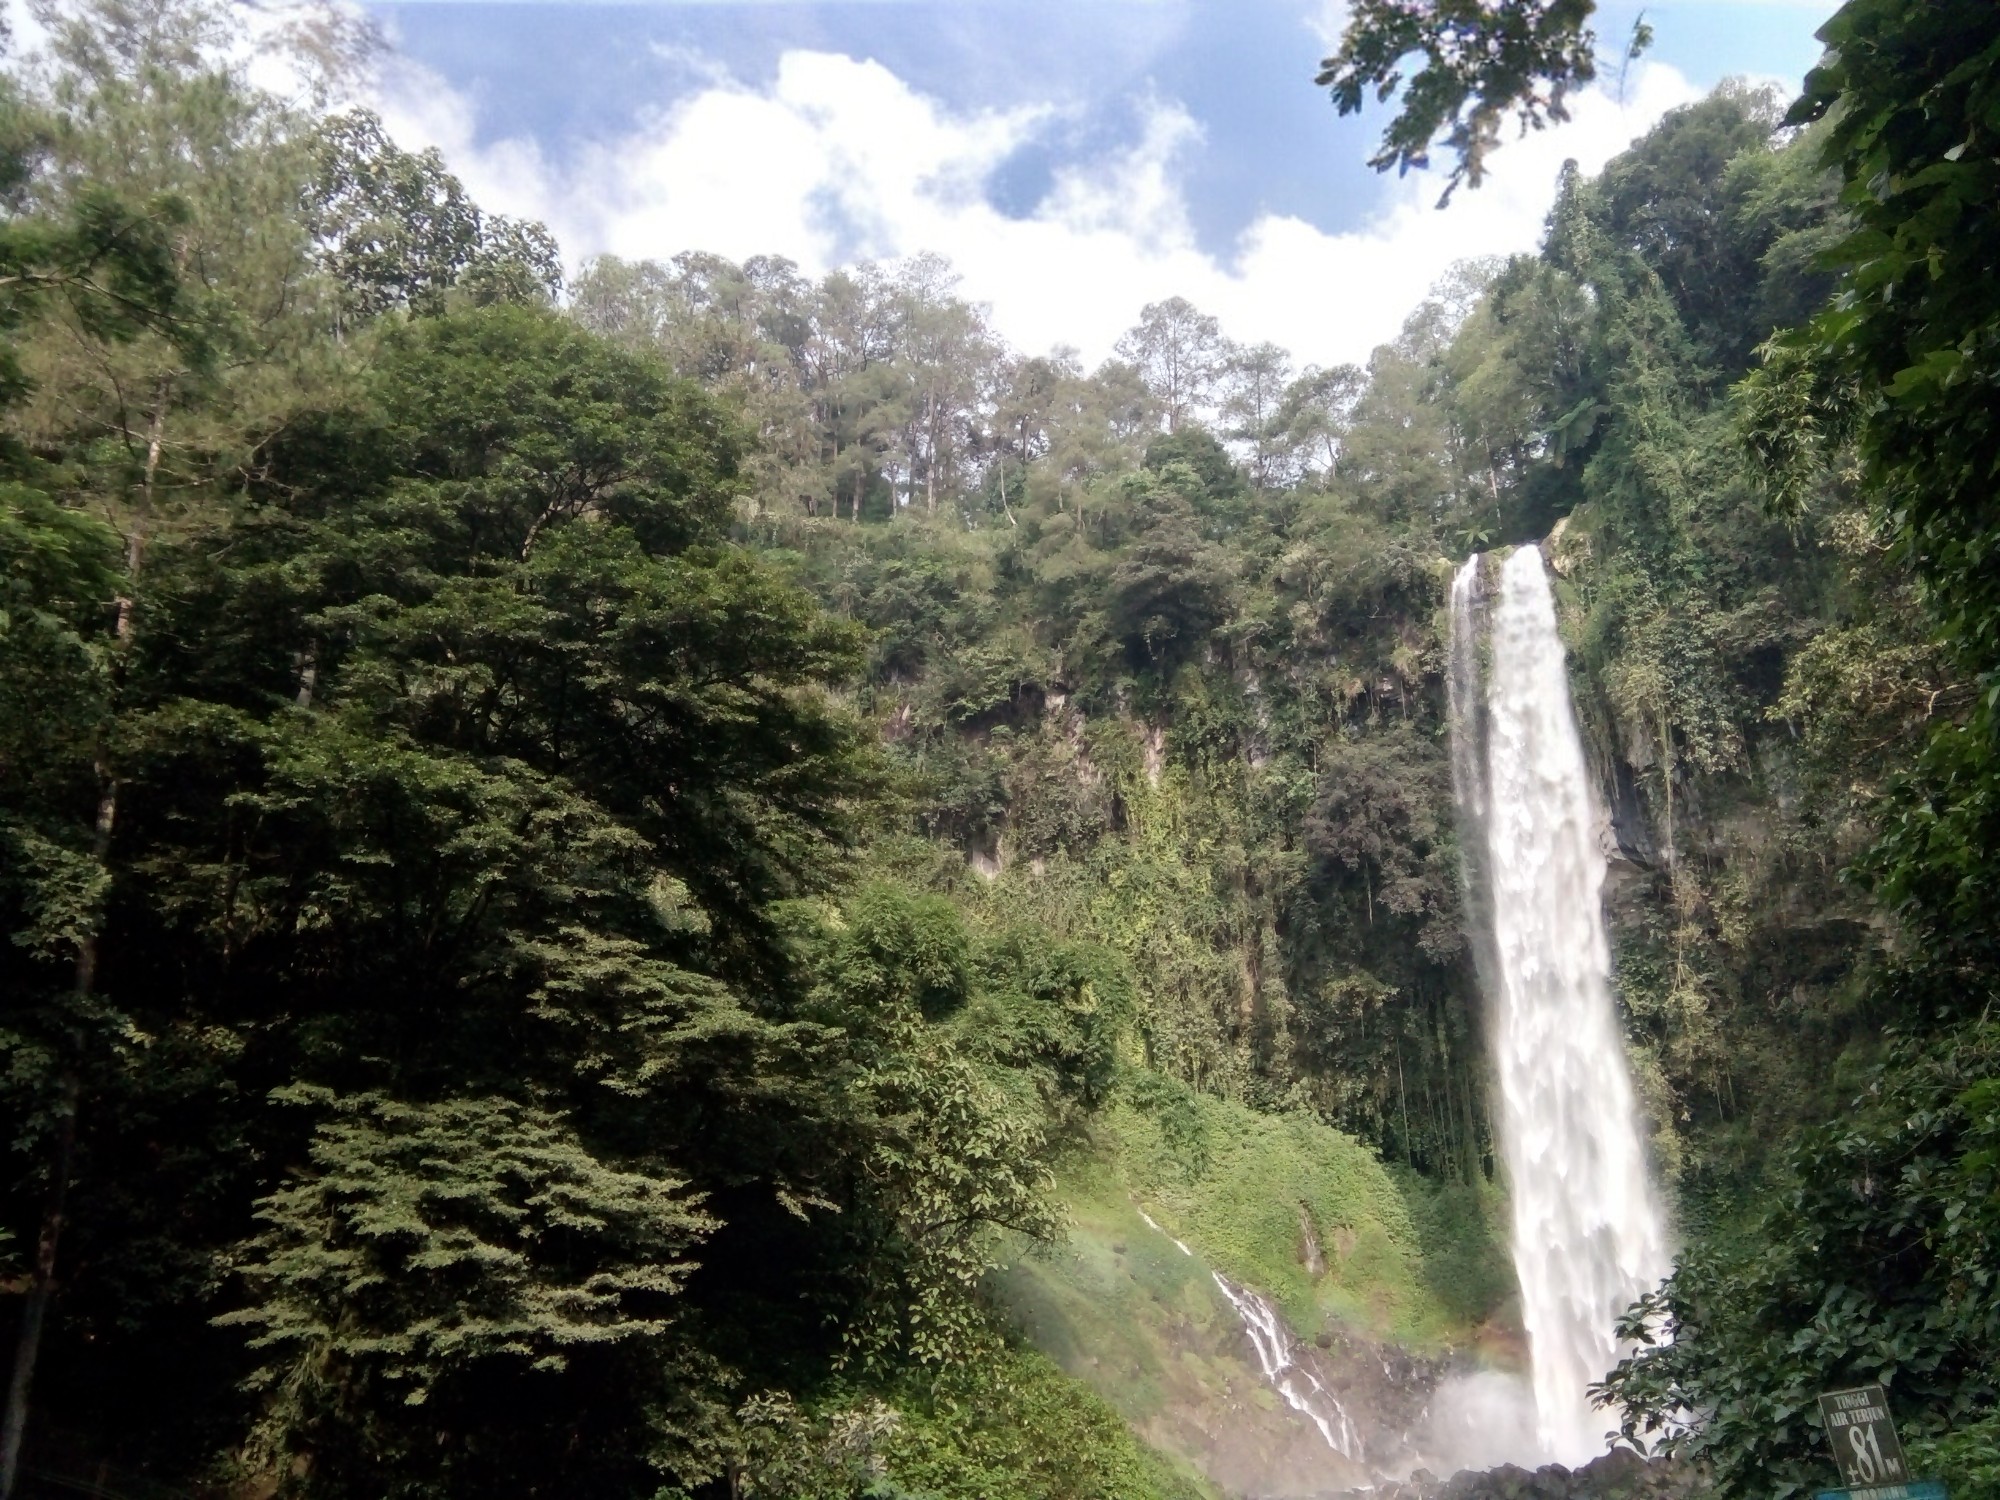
[1448,546,1671,1464]
[1211,1272,1363,1462]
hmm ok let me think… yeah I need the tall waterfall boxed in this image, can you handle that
[1448,546,1670,1464]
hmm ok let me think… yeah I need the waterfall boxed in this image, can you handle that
[1448,546,1671,1465]
[1211,1272,1362,1462]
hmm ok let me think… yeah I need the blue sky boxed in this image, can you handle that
[364,0,1839,365]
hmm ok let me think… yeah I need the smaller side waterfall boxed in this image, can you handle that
[1212,1273,1363,1462]
[1449,547,1671,1465]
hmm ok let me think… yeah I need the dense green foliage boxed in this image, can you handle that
[1781,0,2000,961]
[1598,6,2000,1496]
[1604,1022,2000,1500]
[0,8,1188,1495]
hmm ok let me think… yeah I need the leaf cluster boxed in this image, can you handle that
[1316,0,1607,204]
[1598,1020,2000,1500]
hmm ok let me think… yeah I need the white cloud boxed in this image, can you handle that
[1304,0,1350,51]
[372,43,1703,370]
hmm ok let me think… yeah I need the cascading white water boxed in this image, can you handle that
[1130,1204,1367,1467]
[1449,546,1671,1465]
[1211,1272,1362,1462]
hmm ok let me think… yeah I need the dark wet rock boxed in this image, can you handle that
[1310,1448,1704,1500]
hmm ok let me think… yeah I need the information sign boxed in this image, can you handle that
[1818,1386,1912,1489]
[1816,1484,1948,1500]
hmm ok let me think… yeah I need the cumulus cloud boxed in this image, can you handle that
[1304,0,1350,51]
[371,42,1702,370]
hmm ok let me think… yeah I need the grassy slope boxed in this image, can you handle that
[876,1346,1223,1500]
[995,1085,1517,1496]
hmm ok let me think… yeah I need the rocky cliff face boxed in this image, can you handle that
[1548,530,1889,1192]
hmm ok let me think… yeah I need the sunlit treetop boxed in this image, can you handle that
[1317,0,1649,204]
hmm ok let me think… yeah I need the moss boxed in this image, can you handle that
[1908,1409,2000,1500]
[1100,1079,1458,1344]
[879,1347,1219,1500]
[1393,1166,1515,1330]
[998,1073,1509,1392]
[987,1075,1517,1495]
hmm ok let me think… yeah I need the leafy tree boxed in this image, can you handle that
[304,109,483,323]
[1116,298,1226,435]
[221,1092,718,1498]
[1270,362,1364,484]
[1142,427,1248,536]
[1315,0,1636,202]
[891,253,996,515]
[1589,86,1786,372]
[3,303,918,1493]
[1100,472,1237,670]
[1217,341,1294,490]
[1599,1021,2000,1500]
[1303,728,1458,954]
[1771,0,2000,969]
[304,109,562,326]
[1334,327,1459,528]
[0,11,219,1485]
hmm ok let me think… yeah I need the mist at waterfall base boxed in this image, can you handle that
[1208,1270,1548,1486]
[1444,545,1672,1468]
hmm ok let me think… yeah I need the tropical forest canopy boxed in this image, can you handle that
[0,1,1995,1498]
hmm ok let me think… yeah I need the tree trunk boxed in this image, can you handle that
[0,769,116,1500]
[0,382,157,1496]
[0,1070,78,1500]
[0,1079,73,1500]
[1394,1036,1411,1165]
[295,643,319,709]
[925,410,936,515]
[1457,1037,1482,1184]
[113,381,170,638]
